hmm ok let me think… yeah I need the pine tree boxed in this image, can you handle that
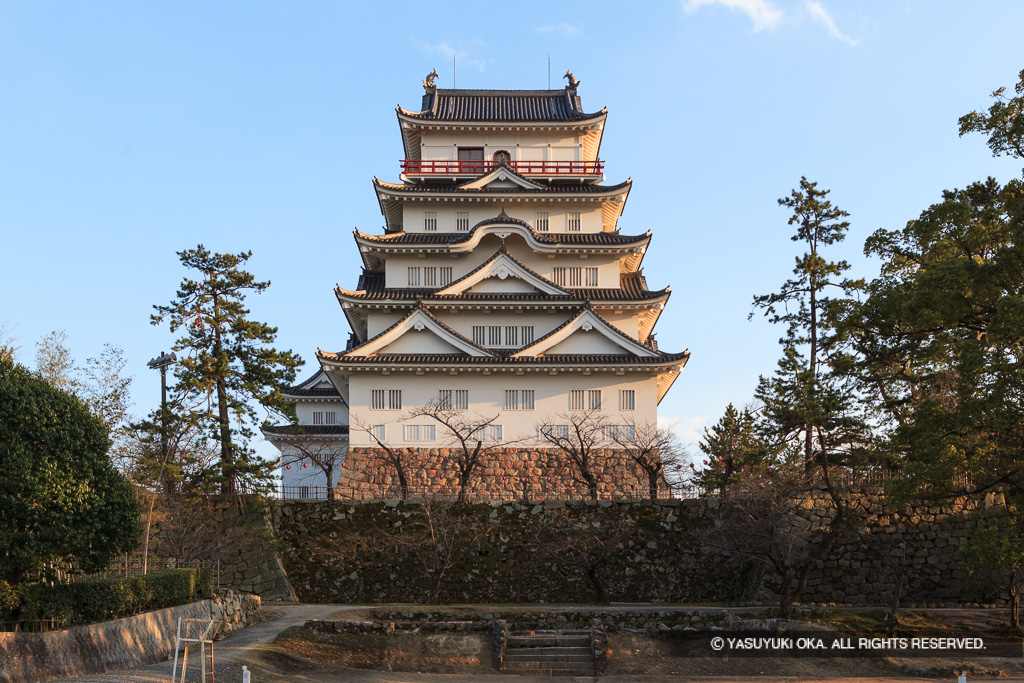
[695,403,773,495]
[152,245,303,494]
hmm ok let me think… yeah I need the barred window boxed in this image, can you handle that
[619,389,636,411]
[539,424,569,440]
[424,211,437,231]
[488,325,502,346]
[585,267,598,287]
[371,389,401,410]
[370,425,386,441]
[606,425,636,441]
[471,424,502,441]
[504,389,535,410]
[423,267,437,287]
[404,424,436,441]
[472,326,486,345]
[568,212,581,231]
[554,266,583,287]
[504,326,519,347]
[536,212,549,232]
[439,266,452,286]
[570,389,585,410]
[312,411,336,425]
[588,389,602,410]
[407,267,421,287]
[456,211,470,232]
[439,389,469,410]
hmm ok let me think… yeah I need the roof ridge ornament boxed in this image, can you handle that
[564,70,580,92]
[423,68,438,93]
[497,206,510,221]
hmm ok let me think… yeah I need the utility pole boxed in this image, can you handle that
[143,351,176,574]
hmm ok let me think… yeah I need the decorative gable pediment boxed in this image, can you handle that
[345,307,494,358]
[437,249,570,297]
[512,308,658,359]
[458,165,547,191]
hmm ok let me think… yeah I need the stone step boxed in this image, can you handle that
[504,653,595,664]
[504,647,593,658]
[501,661,597,675]
[507,635,591,648]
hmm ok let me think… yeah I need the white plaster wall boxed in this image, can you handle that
[545,331,636,356]
[346,371,659,447]
[378,329,464,355]
[365,309,639,343]
[419,131,581,164]
[294,400,348,424]
[401,202,603,234]
[382,242,623,290]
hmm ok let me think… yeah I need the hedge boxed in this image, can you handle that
[5,567,211,628]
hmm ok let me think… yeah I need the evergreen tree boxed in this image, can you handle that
[152,245,303,494]
[695,403,774,495]
[751,178,866,477]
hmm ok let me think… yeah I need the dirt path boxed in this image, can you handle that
[47,604,352,683]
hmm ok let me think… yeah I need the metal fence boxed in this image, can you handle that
[66,557,221,588]
[271,481,705,503]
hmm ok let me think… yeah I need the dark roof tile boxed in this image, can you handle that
[405,89,603,122]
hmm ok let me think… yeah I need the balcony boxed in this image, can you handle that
[400,159,604,178]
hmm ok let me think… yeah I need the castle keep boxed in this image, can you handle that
[267,72,688,498]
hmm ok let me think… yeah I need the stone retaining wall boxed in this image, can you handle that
[0,591,261,683]
[336,447,668,500]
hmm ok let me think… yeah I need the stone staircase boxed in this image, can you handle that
[500,628,598,676]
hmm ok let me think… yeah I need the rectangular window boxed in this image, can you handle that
[472,424,502,441]
[504,326,518,347]
[570,389,585,411]
[439,266,452,286]
[424,211,437,231]
[458,147,485,173]
[456,211,470,232]
[521,325,534,344]
[553,267,565,286]
[606,425,636,441]
[539,424,569,440]
[620,389,636,411]
[370,425,386,441]
[423,266,437,287]
[407,267,421,287]
[588,389,602,410]
[472,326,486,345]
[299,485,310,499]
[585,267,598,287]
[504,389,535,410]
[488,325,502,346]
[372,389,401,410]
[403,424,436,441]
[439,389,469,410]
[312,411,336,425]
[568,212,581,231]
[536,212,549,232]
[554,267,584,288]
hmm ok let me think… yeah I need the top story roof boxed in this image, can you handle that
[400,88,606,123]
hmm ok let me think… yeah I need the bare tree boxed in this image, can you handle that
[275,432,347,503]
[531,509,630,603]
[351,417,413,499]
[607,418,687,501]
[34,330,79,392]
[538,409,608,500]
[0,320,20,363]
[396,499,491,601]
[406,401,505,502]
[707,466,848,620]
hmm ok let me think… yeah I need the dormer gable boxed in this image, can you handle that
[343,306,495,358]
[458,165,547,191]
[436,246,570,297]
[512,307,658,359]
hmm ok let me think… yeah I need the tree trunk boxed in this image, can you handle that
[588,567,607,604]
[778,570,794,620]
[212,291,234,495]
[648,470,660,501]
[586,474,598,501]
[1011,585,1020,631]
[886,560,906,635]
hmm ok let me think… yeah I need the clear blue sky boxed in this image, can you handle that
[2,1,1023,455]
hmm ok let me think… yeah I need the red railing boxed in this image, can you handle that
[401,159,603,176]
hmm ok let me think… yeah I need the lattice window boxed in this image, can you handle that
[539,424,569,440]
[439,389,469,410]
[585,267,598,287]
[407,267,421,287]
[404,424,436,441]
[456,211,470,231]
[439,266,452,286]
[472,326,486,345]
[370,425,385,441]
[606,425,636,441]
[423,267,437,287]
[568,212,581,231]
[620,389,636,411]
[312,411,336,425]
[504,389,535,410]
[536,212,549,232]
[371,389,401,410]
[424,211,437,231]
[569,390,585,410]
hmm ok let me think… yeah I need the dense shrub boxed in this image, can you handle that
[6,567,211,628]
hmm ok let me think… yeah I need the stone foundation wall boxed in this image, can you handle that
[335,447,668,500]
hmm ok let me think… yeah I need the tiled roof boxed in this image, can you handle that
[404,89,604,122]
[354,227,650,247]
[263,425,349,436]
[284,370,341,397]
[319,352,690,366]
[342,269,666,302]
[373,178,632,195]
[339,303,494,359]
